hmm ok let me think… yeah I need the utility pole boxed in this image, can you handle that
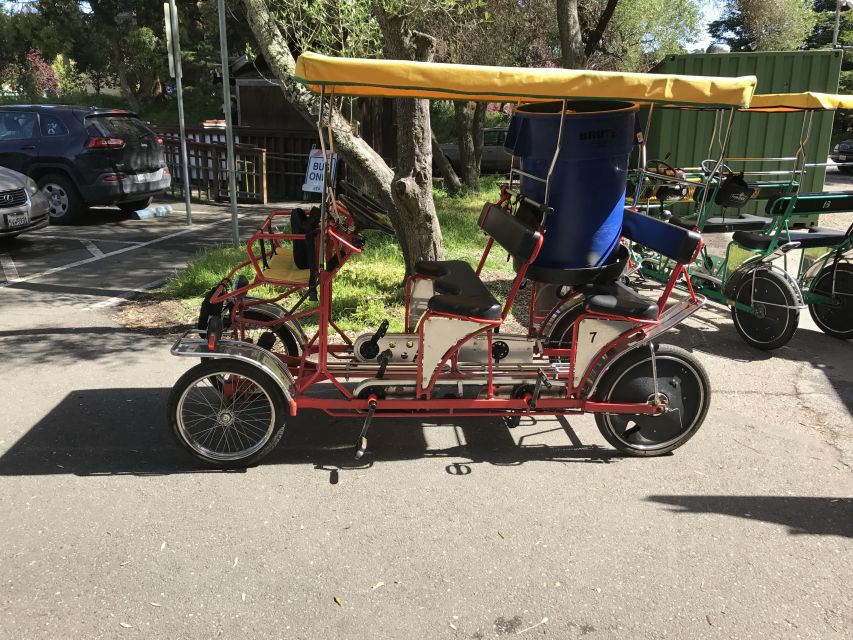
[217,0,240,247]
[166,0,192,225]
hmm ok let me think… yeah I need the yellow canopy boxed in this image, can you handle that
[294,52,756,108]
[747,92,853,112]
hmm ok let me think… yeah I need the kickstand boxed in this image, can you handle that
[355,396,378,460]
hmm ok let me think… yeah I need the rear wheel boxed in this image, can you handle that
[39,173,84,224]
[118,197,153,213]
[593,344,710,457]
[168,359,287,468]
[808,263,853,339]
[730,267,799,350]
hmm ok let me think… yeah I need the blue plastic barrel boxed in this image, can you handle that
[505,101,638,270]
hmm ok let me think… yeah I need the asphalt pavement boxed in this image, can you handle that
[0,194,851,640]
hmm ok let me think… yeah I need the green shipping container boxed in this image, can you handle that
[648,50,842,222]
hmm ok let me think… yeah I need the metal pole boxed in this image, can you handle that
[834,0,841,47]
[217,0,240,247]
[168,0,192,224]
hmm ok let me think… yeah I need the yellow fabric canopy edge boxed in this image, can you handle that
[747,92,853,112]
[294,52,756,108]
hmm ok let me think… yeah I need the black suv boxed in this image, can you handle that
[0,105,170,224]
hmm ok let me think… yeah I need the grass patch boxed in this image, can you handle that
[160,177,509,333]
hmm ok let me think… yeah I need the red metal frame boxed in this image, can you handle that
[202,191,700,422]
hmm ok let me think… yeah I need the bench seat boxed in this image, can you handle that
[671,213,771,233]
[261,247,311,284]
[583,280,659,320]
[733,227,849,252]
[415,260,502,320]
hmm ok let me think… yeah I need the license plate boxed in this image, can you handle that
[6,213,28,228]
[131,169,164,184]
[839,155,848,162]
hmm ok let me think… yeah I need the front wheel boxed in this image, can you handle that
[593,344,711,457]
[168,359,287,468]
[730,267,799,350]
[808,262,853,339]
[39,173,84,224]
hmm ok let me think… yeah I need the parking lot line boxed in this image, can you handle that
[0,254,19,282]
[0,216,233,289]
[80,239,105,258]
[84,277,171,310]
[34,235,144,246]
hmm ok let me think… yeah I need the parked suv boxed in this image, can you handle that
[0,105,170,224]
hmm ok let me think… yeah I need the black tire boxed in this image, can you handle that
[593,343,711,457]
[808,262,853,340]
[118,197,153,213]
[730,267,799,350]
[232,308,301,356]
[544,301,585,363]
[38,173,84,225]
[168,359,287,468]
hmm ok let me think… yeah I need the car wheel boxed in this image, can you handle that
[118,197,153,213]
[39,174,84,225]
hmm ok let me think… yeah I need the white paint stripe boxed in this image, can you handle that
[34,235,143,246]
[0,216,235,289]
[80,239,105,258]
[85,277,170,311]
[0,254,19,281]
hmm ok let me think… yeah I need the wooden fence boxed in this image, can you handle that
[153,125,319,203]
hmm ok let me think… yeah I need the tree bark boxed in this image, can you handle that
[431,131,462,196]
[376,12,443,273]
[454,102,478,190]
[472,102,486,178]
[584,0,621,58]
[555,0,585,68]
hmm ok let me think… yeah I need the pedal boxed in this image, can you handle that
[355,396,378,460]
[376,349,392,379]
[529,368,553,409]
[359,319,389,360]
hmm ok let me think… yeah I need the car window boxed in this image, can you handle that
[86,114,152,139]
[0,112,37,140]
[40,114,68,137]
[484,130,501,146]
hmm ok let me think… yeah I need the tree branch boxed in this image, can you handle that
[584,0,620,58]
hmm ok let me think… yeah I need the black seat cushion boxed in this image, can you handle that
[414,260,502,320]
[583,281,659,320]
[734,227,848,252]
[671,213,770,233]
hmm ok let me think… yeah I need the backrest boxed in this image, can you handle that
[479,203,542,263]
[622,209,701,264]
[766,191,853,216]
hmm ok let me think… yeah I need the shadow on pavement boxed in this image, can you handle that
[0,387,617,477]
[647,494,853,538]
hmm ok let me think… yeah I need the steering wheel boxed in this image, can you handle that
[701,158,733,176]
[338,192,395,235]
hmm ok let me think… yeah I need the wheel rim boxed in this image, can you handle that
[810,265,853,336]
[232,311,300,356]
[733,271,795,345]
[600,354,706,451]
[176,370,275,462]
[42,183,69,219]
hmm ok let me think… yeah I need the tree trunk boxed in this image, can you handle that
[471,102,486,179]
[555,0,585,68]
[431,131,462,196]
[376,12,443,273]
[116,67,141,113]
[241,0,444,273]
[454,102,478,190]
